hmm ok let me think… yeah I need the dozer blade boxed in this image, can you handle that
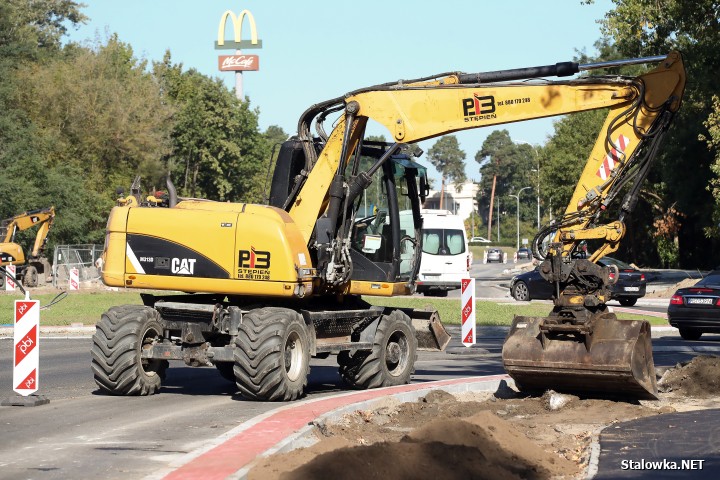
[502,313,657,399]
[405,309,451,351]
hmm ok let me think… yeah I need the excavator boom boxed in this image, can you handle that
[287,52,683,399]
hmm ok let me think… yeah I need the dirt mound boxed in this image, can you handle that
[249,388,662,480]
[283,411,576,480]
[659,355,720,397]
[645,277,698,298]
[248,358,720,479]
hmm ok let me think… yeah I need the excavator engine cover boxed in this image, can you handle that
[502,312,657,399]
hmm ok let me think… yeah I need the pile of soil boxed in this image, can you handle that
[658,355,720,397]
[645,277,698,298]
[249,357,720,480]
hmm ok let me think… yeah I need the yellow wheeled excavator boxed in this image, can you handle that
[0,206,56,288]
[95,51,685,401]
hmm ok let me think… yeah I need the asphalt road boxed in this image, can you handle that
[2,326,719,479]
[0,261,709,479]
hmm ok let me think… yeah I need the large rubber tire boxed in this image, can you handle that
[234,307,311,401]
[511,281,530,301]
[679,328,703,341]
[23,265,38,288]
[91,305,168,395]
[618,297,638,307]
[339,310,418,389]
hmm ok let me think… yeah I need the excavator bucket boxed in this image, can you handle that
[402,308,451,351]
[502,312,657,399]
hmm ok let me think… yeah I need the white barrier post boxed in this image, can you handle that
[5,264,16,291]
[461,278,476,346]
[69,267,79,291]
[2,297,49,406]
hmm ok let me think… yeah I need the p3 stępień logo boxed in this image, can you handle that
[238,247,270,269]
[462,94,497,122]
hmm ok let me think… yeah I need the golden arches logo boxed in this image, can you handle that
[216,9,262,50]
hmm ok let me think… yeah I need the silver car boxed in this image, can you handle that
[486,248,503,263]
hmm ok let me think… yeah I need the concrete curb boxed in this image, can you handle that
[148,375,511,480]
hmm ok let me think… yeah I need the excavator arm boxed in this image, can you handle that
[287,52,685,399]
[0,206,56,266]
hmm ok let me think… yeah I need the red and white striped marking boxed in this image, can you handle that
[461,278,476,346]
[69,267,79,291]
[5,264,16,291]
[596,134,630,180]
[13,299,40,396]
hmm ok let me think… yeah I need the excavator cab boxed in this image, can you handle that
[347,144,426,286]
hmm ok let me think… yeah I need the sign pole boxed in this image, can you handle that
[235,48,243,100]
[2,294,49,406]
[461,278,476,346]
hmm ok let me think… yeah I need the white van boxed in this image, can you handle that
[413,209,471,297]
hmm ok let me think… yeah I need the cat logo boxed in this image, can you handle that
[171,258,197,275]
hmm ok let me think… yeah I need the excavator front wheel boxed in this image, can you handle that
[234,307,311,401]
[91,305,168,395]
[339,310,418,389]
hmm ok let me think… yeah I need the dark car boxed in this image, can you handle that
[668,270,720,340]
[516,248,532,260]
[509,257,646,305]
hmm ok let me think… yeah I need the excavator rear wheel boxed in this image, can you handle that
[234,307,310,401]
[91,305,168,395]
[339,310,417,389]
[22,265,38,288]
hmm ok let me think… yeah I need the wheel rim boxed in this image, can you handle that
[515,283,529,301]
[141,325,163,377]
[284,330,303,381]
[385,330,410,377]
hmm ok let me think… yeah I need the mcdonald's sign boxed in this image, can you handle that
[215,9,262,50]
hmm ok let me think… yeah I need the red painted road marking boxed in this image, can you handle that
[162,375,510,480]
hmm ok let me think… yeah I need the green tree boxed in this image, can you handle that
[593,0,720,267]
[475,130,535,240]
[427,135,467,210]
[155,54,269,203]
[15,36,173,192]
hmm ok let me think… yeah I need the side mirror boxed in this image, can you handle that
[419,175,430,202]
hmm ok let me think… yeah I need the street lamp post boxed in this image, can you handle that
[519,141,541,230]
[508,186,531,250]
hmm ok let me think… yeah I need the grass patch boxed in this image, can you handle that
[0,290,667,327]
[364,296,668,326]
[0,291,144,326]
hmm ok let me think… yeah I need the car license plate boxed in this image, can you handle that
[688,298,713,305]
[624,286,640,292]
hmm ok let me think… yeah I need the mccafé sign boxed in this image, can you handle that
[218,54,259,71]
[215,9,262,50]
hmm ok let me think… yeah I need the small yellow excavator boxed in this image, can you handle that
[0,206,56,288]
[95,52,684,401]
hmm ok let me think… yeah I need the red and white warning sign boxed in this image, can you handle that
[596,134,630,180]
[13,299,40,396]
[69,267,79,291]
[5,264,16,291]
[461,278,476,346]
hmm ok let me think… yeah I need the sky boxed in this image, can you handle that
[65,0,615,183]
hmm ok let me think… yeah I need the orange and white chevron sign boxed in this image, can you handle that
[13,299,40,396]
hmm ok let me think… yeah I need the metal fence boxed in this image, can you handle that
[52,244,104,288]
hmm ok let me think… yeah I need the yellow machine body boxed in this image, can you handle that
[103,201,314,297]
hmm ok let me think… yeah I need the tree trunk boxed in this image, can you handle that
[488,175,497,239]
